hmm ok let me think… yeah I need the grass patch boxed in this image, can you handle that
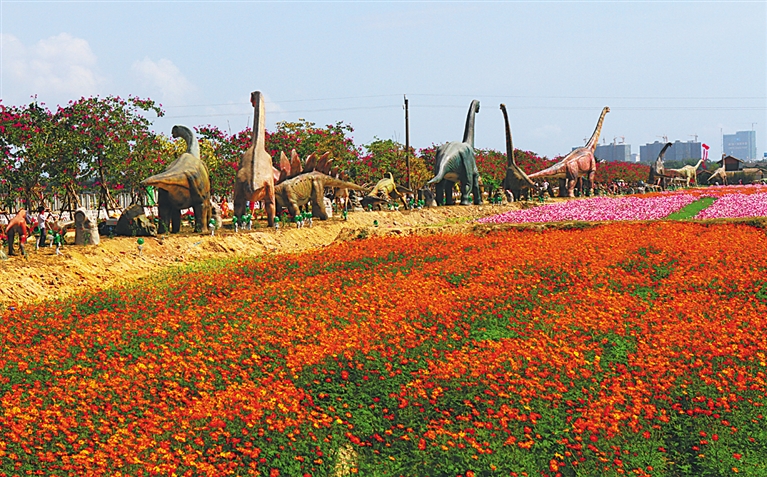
[665,196,716,220]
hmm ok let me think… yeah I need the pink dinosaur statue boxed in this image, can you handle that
[526,107,610,197]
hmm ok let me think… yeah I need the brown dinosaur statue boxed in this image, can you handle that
[141,124,212,233]
[666,159,703,187]
[275,171,364,220]
[648,142,673,189]
[4,209,30,256]
[500,103,536,201]
[360,172,413,210]
[526,107,610,197]
[233,91,276,227]
[708,167,764,185]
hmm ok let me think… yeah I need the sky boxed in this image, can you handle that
[1,0,766,163]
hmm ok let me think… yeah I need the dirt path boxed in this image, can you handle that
[0,204,522,308]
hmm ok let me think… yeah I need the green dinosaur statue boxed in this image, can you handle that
[275,171,364,220]
[427,99,482,205]
[360,172,413,210]
[141,125,212,233]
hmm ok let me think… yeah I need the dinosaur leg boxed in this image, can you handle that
[192,203,204,233]
[284,188,302,220]
[565,163,579,198]
[170,209,181,234]
[311,184,328,220]
[459,179,472,206]
[157,190,173,234]
[263,182,275,228]
[435,182,445,206]
[7,226,16,256]
[445,181,456,205]
[472,175,483,205]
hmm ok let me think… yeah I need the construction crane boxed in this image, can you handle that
[690,134,698,142]
[657,135,669,143]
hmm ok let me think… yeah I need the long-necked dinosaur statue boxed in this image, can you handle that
[666,159,704,187]
[141,125,212,233]
[708,167,764,185]
[526,106,610,197]
[274,171,364,220]
[648,142,672,189]
[427,99,482,205]
[233,91,277,227]
[500,104,536,201]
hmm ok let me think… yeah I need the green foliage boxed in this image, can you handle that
[665,197,717,220]
[361,138,430,190]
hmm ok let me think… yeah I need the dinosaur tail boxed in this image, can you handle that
[141,169,189,189]
[321,175,366,191]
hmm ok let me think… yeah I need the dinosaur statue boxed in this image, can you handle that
[708,167,764,185]
[427,99,482,205]
[360,172,413,210]
[500,103,536,201]
[141,125,212,233]
[274,171,365,220]
[526,107,610,197]
[233,91,276,227]
[115,204,157,237]
[4,209,30,256]
[666,159,704,187]
[648,142,673,189]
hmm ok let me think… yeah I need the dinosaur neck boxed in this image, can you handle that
[175,125,200,158]
[251,91,266,151]
[659,142,672,160]
[462,100,480,148]
[585,107,609,151]
[500,104,515,166]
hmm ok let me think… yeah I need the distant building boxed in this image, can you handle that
[718,155,744,172]
[594,143,631,162]
[723,131,757,161]
[639,140,702,163]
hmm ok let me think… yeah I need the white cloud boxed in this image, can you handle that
[1,32,103,98]
[131,57,196,105]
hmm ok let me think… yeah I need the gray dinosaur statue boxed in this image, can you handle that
[500,104,536,201]
[275,171,365,220]
[141,125,212,233]
[427,99,482,205]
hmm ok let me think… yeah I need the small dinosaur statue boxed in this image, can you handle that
[360,172,413,210]
[233,91,276,227]
[500,103,536,201]
[4,209,30,256]
[427,99,482,205]
[274,171,364,220]
[708,167,764,185]
[526,106,610,197]
[141,125,212,233]
[666,159,704,187]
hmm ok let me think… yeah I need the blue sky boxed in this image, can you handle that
[2,1,765,162]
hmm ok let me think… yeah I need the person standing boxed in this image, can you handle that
[37,206,49,247]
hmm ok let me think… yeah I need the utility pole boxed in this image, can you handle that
[404,95,411,190]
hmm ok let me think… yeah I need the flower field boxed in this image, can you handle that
[479,184,767,225]
[2,222,767,476]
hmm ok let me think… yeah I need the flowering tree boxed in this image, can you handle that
[0,100,56,212]
[359,138,431,190]
[265,119,364,179]
[196,125,251,197]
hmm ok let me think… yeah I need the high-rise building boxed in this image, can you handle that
[723,131,757,161]
[639,140,701,163]
[594,143,631,162]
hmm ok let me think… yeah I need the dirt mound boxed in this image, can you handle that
[1,204,521,308]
